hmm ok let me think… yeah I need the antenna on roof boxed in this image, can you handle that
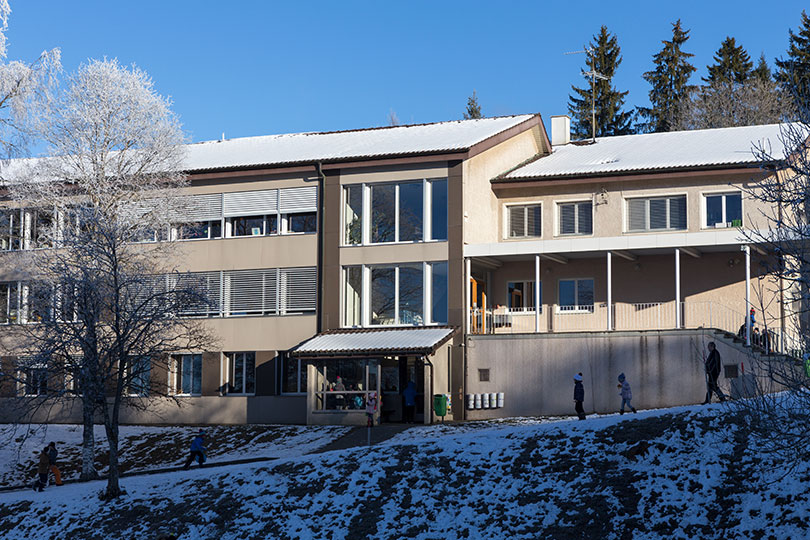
[221,132,225,142]
[565,47,608,144]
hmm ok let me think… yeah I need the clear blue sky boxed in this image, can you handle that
[6,1,807,143]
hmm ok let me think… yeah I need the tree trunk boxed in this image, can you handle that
[103,414,121,499]
[80,397,99,480]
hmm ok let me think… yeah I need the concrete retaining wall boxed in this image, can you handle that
[465,330,749,419]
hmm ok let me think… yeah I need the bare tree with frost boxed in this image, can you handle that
[4,58,217,498]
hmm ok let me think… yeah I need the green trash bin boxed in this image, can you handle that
[433,394,448,419]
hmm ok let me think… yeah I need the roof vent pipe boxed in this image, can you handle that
[550,115,571,146]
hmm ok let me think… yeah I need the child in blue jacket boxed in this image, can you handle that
[617,373,637,415]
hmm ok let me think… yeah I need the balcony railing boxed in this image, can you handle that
[470,301,803,355]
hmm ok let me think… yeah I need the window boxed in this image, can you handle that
[0,282,20,324]
[286,211,316,233]
[558,201,592,236]
[345,261,447,327]
[627,196,686,232]
[126,356,151,396]
[25,283,53,323]
[231,215,269,237]
[282,354,308,394]
[344,185,363,245]
[172,354,202,395]
[353,179,447,245]
[344,266,362,327]
[30,209,54,249]
[431,262,448,325]
[24,366,48,396]
[175,220,222,240]
[226,352,256,395]
[705,192,742,228]
[558,279,594,312]
[507,204,542,238]
[429,179,448,241]
[0,209,22,251]
[507,281,540,310]
[478,369,490,382]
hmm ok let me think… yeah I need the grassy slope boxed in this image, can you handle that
[0,407,808,540]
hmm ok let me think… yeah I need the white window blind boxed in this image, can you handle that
[223,190,278,217]
[174,194,223,222]
[507,205,541,238]
[225,269,276,315]
[279,186,317,213]
[626,196,686,232]
[559,204,576,234]
[280,267,317,313]
[172,271,222,316]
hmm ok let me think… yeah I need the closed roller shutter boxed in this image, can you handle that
[279,266,317,313]
[279,186,317,213]
[174,194,223,222]
[223,190,278,217]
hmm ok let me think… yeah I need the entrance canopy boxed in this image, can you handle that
[291,327,456,358]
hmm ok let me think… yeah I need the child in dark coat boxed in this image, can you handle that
[617,373,637,414]
[573,373,586,420]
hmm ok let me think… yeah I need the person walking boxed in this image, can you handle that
[47,442,63,486]
[402,380,417,423]
[616,373,637,414]
[573,373,586,420]
[703,342,726,404]
[33,447,50,492]
[183,430,207,469]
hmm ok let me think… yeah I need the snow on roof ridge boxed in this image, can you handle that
[190,114,536,146]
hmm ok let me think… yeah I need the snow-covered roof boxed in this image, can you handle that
[290,327,456,357]
[502,123,792,181]
[185,115,536,172]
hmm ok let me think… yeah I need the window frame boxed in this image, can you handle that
[556,200,593,237]
[171,353,203,396]
[557,278,595,313]
[702,190,743,229]
[281,353,308,395]
[505,202,543,239]
[506,280,542,312]
[224,352,256,396]
[624,194,688,233]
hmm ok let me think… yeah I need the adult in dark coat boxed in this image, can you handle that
[703,342,726,404]
[402,381,417,424]
[573,373,586,420]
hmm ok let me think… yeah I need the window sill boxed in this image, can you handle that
[503,236,543,241]
[623,228,688,235]
[554,233,593,238]
[341,239,448,248]
[556,308,595,314]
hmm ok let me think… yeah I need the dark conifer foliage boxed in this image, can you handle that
[775,10,810,104]
[567,26,634,139]
[638,19,696,133]
[463,90,483,120]
[704,37,753,84]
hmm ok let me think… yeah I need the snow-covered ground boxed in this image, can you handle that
[1,405,808,540]
[0,423,350,488]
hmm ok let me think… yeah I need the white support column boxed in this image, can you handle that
[535,255,541,333]
[607,251,613,331]
[744,245,751,347]
[465,258,472,335]
[675,248,681,329]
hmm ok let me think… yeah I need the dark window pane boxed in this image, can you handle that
[578,202,593,234]
[508,282,524,308]
[192,354,202,395]
[344,185,363,244]
[210,220,223,239]
[559,280,575,306]
[431,262,448,324]
[398,265,423,324]
[283,355,299,393]
[371,267,395,324]
[560,204,576,235]
[508,206,525,237]
[289,212,317,233]
[649,199,668,230]
[577,279,594,307]
[670,196,687,230]
[179,222,208,240]
[398,183,423,242]
[706,195,723,226]
[371,185,395,243]
[528,205,542,236]
[232,216,264,236]
[266,215,278,235]
[245,353,256,394]
[344,266,362,327]
[430,179,448,241]
[726,193,742,224]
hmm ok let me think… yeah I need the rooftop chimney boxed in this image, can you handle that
[550,115,570,146]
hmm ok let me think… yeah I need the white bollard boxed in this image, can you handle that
[482,393,490,408]
[489,393,498,408]
[474,394,482,409]
[497,392,505,408]
[467,393,475,410]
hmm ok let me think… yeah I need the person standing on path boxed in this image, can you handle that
[47,442,63,486]
[402,380,417,424]
[33,447,50,492]
[617,373,637,415]
[183,430,207,469]
[703,342,726,404]
[573,373,586,420]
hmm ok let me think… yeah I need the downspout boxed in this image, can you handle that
[423,355,434,424]
[314,162,326,334]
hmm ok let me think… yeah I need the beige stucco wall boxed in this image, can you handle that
[492,170,773,242]
[463,127,547,245]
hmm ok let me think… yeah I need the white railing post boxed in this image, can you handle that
[607,252,613,331]
[675,248,681,329]
[744,245,751,347]
[465,258,471,335]
[535,255,541,333]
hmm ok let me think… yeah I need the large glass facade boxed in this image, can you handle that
[370,267,396,325]
[370,184,396,243]
[398,265,423,324]
[398,182,423,242]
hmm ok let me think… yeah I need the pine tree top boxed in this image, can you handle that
[775,10,810,99]
[704,37,753,85]
[752,54,772,83]
[463,91,483,120]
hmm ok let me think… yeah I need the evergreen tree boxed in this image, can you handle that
[775,10,810,102]
[704,37,753,84]
[638,19,696,132]
[567,26,634,139]
[752,54,773,83]
[463,90,482,119]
